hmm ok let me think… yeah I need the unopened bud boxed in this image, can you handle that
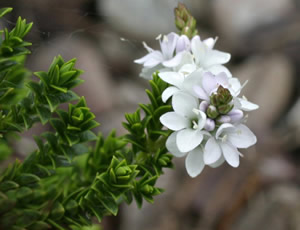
[207,105,219,119]
[182,26,193,38]
[205,119,215,131]
[228,109,243,123]
[199,101,209,112]
[187,17,197,30]
[176,35,190,53]
[217,115,231,123]
[218,104,233,115]
[175,16,185,30]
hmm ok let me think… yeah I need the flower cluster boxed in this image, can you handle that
[134,4,258,177]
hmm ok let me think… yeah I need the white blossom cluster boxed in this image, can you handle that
[135,32,258,177]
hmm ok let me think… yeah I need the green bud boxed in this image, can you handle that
[218,104,233,115]
[142,185,154,194]
[175,16,185,30]
[182,26,193,38]
[217,86,233,104]
[174,3,198,38]
[109,168,117,183]
[207,105,219,119]
[187,17,197,30]
[116,166,130,176]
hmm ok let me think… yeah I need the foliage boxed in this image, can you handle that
[0,8,173,229]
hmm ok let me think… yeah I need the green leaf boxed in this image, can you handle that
[49,84,68,93]
[36,105,51,124]
[59,70,76,85]
[28,221,51,230]
[50,118,65,136]
[0,181,19,192]
[16,173,40,186]
[57,90,79,104]
[79,130,97,143]
[99,195,118,216]
[0,60,17,72]
[45,94,60,112]
[66,133,80,146]
[0,8,13,18]
[34,71,50,87]
[50,201,65,220]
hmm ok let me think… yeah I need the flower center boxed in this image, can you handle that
[221,134,228,143]
[192,120,198,129]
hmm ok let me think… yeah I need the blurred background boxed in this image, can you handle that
[0,0,300,229]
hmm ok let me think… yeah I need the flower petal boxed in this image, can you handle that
[166,132,187,157]
[202,72,218,95]
[204,137,222,164]
[140,64,167,80]
[185,147,205,177]
[216,123,234,139]
[227,124,257,148]
[162,86,179,102]
[144,53,164,67]
[220,142,240,167]
[176,35,190,53]
[206,65,232,78]
[178,63,197,76]
[204,50,231,67]
[160,32,178,59]
[208,155,225,168]
[193,85,209,101]
[182,70,204,94]
[177,128,203,152]
[172,92,199,119]
[191,36,207,65]
[238,98,259,111]
[228,78,242,96]
[163,52,183,67]
[203,37,217,49]
[159,72,184,88]
[160,112,189,131]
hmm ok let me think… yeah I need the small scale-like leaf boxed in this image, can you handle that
[79,130,97,143]
[99,195,118,216]
[36,105,51,124]
[0,8,13,18]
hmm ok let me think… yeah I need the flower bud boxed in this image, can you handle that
[217,115,231,123]
[199,100,209,112]
[176,35,190,53]
[175,16,185,30]
[205,119,215,131]
[182,26,193,38]
[218,104,233,115]
[206,105,219,119]
[187,17,197,30]
[228,109,244,123]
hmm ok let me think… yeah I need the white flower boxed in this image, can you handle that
[203,123,257,167]
[160,92,208,153]
[159,68,201,102]
[135,33,189,79]
[191,36,232,77]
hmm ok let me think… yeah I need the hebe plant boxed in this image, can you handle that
[0,7,173,229]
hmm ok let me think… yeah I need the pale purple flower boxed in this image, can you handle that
[191,36,232,77]
[135,33,190,79]
[160,92,208,153]
[203,123,257,167]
